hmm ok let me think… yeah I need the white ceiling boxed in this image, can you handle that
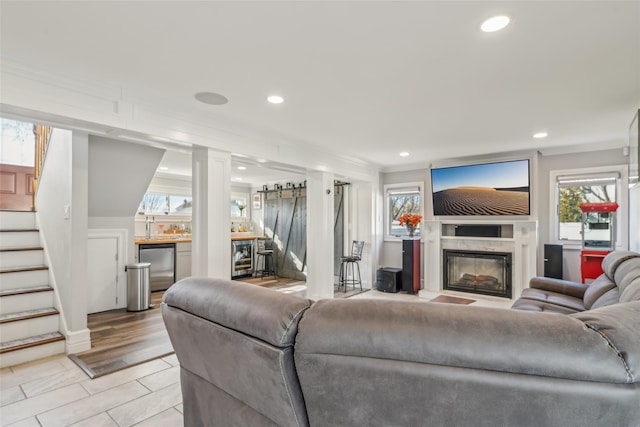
[1,1,639,178]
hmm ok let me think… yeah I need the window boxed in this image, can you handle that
[557,173,618,241]
[384,182,423,240]
[139,193,168,215]
[551,165,628,248]
[231,193,248,218]
[169,196,192,214]
[138,193,192,215]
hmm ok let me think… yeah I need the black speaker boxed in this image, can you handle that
[544,244,563,279]
[376,268,402,293]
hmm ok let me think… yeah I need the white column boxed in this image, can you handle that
[306,171,335,299]
[192,146,231,278]
[68,131,91,353]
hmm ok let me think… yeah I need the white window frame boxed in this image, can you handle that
[549,165,629,251]
[384,181,424,242]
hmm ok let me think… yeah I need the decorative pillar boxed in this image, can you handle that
[306,170,335,299]
[191,146,231,278]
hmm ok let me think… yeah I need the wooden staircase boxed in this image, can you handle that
[0,211,65,368]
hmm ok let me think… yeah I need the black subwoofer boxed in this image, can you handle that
[544,244,563,279]
[376,267,402,293]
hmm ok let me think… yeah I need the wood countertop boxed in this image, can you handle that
[135,237,192,245]
[135,235,265,244]
[231,234,265,241]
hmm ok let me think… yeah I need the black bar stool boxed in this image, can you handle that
[338,241,364,291]
[255,238,276,279]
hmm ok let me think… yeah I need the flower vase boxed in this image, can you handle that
[406,224,416,237]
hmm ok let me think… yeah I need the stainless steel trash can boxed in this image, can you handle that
[126,262,151,311]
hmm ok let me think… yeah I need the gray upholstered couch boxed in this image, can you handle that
[162,251,640,427]
[512,250,640,314]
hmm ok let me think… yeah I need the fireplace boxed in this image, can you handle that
[443,250,512,298]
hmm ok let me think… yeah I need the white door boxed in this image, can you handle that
[88,237,119,314]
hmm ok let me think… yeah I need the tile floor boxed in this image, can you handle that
[1,354,182,426]
[0,288,511,426]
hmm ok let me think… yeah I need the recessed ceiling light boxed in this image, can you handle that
[481,15,510,33]
[533,132,548,139]
[232,177,243,181]
[237,166,247,170]
[399,151,410,157]
[194,92,229,105]
[159,166,169,171]
[256,158,268,163]
[267,95,284,104]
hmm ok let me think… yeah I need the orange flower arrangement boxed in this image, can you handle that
[398,213,422,227]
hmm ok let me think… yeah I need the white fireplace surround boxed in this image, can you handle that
[420,220,538,300]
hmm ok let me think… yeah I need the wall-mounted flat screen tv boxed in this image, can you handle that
[431,159,530,216]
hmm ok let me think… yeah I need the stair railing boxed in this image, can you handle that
[32,124,53,210]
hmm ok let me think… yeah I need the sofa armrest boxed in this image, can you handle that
[163,277,312,347]
[528,276,588,299]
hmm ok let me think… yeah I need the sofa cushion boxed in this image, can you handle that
[528,277,587,299]
[601,251,640,280]
[296,299,635,383]
[614,256,640,294]
[517,288,585,312]
[583,274,617,309]
[511,298,581,314]
[590,288,620,310]
[620,277,640,303]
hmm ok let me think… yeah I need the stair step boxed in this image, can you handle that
[0,211,36,230]
[0,266,48,274]
[0,306,60,344]
[0,307,59,324]
[0,287,54,313]
[0,249,44,269]
[0,246,43,252]
[0,332,65,368]
[0,331,64,355]
[0,285,53,297]
[0,230,40,250]
[0,267,49,292]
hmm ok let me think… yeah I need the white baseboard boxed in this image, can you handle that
[65,328,91,354]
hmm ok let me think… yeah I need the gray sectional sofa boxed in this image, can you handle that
[512,250,640,314]
[162,250,640,427]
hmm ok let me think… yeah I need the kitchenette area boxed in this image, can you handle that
[132,190,265,292]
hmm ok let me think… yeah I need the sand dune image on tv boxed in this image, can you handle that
[430,159,531,216]
[433,186,529,216]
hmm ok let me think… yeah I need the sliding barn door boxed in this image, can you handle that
[263,185,346,282]
[263,188,307,281]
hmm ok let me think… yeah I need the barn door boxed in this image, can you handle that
[263,187,307,281]
[263,184,345,282]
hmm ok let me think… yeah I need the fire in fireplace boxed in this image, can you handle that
[443,250,512,298]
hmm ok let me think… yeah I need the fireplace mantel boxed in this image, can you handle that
[420,220,538,300]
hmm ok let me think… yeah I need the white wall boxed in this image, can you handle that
[88,136,165,217]
[36,129,90,350]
